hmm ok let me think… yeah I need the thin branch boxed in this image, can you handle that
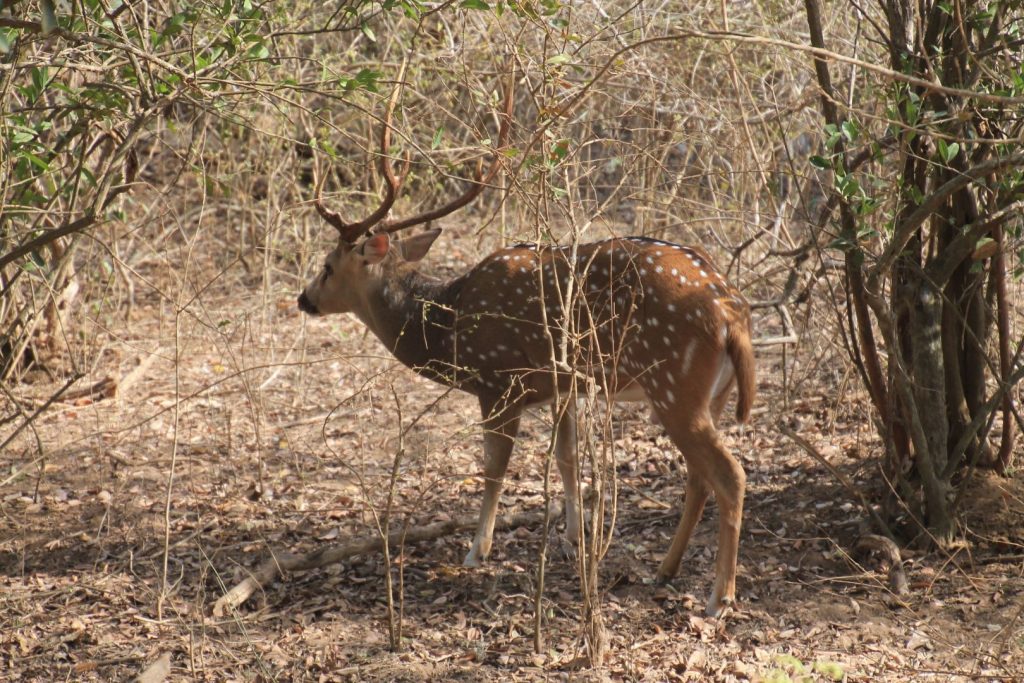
[778,422,896,541]
[212,502,562,617]
[872,153,1024,283]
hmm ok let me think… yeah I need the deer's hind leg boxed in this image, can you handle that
[656,471,711,582]
[654,411,746,618]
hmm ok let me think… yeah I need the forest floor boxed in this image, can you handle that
[1,236,1022,682]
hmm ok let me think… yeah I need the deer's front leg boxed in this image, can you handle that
[464,397,522,567]
[553,400,581,546]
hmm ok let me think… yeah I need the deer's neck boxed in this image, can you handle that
[359,267,462,379]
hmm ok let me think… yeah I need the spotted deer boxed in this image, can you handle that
[297,92,756,617]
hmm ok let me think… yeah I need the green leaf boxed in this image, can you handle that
[31,66,48,97]
[823,123,841,150]
[547,53,572,65]
[11,129,36,145]
[247,41,269,59]
[775,653,806,674]
[25,152,50,171]
[353,68,381,91]
[40,0,58,34]
[550,138,570,161]
[943,141,959,162]
[360,22,377,42]
[836,173,860,199]
[431,126,444,150]
[0,28,15,54]
[460,0,490,8]
[841,119,859,142]
[809,155,831,170]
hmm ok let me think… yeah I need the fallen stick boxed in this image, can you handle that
[778,422,896,540]
[855,534,910,596]
[212,502,563,617]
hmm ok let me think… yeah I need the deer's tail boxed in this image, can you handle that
[726,317,756,423]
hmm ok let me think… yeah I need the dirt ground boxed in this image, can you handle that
[1,235,1022,682]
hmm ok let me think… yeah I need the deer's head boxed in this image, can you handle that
[298,70,511,318]
[297,229,442,316]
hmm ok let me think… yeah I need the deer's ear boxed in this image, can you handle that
[398,228,442,262]
[360,233,391,264]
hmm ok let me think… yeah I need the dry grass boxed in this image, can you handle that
[2,0,1023,680]
[1,210,1022,679]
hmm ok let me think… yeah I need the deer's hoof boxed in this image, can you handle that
[705,595,735,618]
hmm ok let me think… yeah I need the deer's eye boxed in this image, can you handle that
[323,263,333,278]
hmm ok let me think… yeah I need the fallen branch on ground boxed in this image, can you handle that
[778,422,895,540]
[212,502,563,617]
[855,534,910,596]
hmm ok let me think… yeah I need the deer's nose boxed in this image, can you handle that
[297,292,319,315]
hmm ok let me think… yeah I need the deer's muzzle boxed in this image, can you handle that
[297,292,319,316]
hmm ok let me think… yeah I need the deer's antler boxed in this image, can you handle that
[315,59,411,242]
[315,63,513,242]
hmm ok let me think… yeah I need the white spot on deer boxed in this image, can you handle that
[681,339,697,377]
[671,268,678,276]
[666,388,675,403]
[642,339,650,349]
[662,336,670,346]
[680,276,688,284]
[645,256,654,264]
[648,317,659,327]
[700,270,708,278]
[667,303,676,312]
[655,250,663,256]
[640,268,647,276]
[655,265,663,274]
[667,323,676,332]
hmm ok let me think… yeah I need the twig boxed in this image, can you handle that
[777,421,895,541]
[212,502,563,617]
[855,534,910,596]
[0,372,83,454]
